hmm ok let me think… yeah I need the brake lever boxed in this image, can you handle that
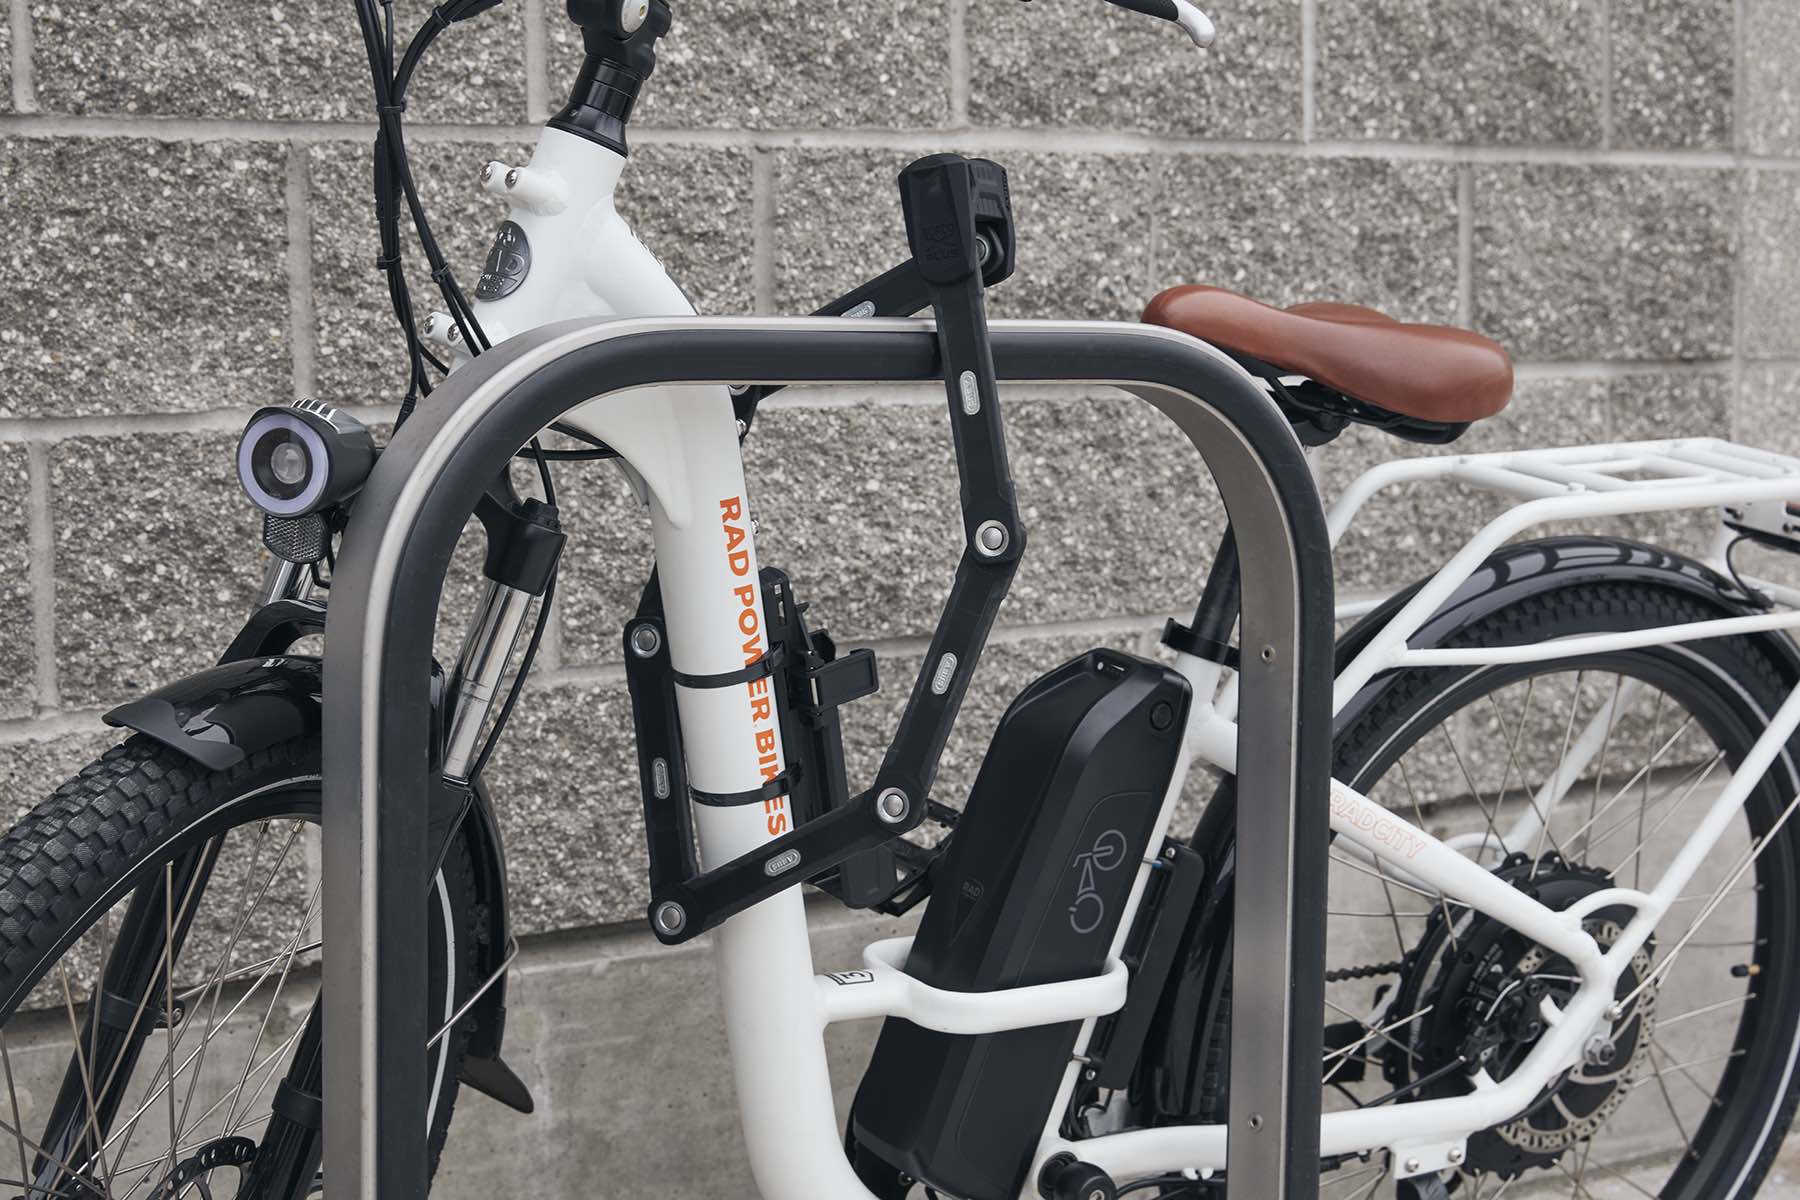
[1100,0,1216,49]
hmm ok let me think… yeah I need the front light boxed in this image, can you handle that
[236,400,375,517]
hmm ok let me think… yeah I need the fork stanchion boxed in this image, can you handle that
[321,315,1331,1200]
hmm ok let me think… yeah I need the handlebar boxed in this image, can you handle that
[1103,0,1216,47]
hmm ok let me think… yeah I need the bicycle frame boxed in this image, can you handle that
[316,106,1800,1200]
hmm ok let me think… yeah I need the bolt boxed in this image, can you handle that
[1247,1113,1264,1132]
[1583,1033,1618,1067]
[1163,845,1178,861]
[653,901,686,935]
[877,788,910,824]
[630,623,662,658]
[1259,644,1276,663]
[974,520,1009,557]
[504,167,521,189]
[1084,1068,1097,1081]
[620,0,650,31]
[1403,1158,1421,1175]
[736,418,749,438]
[480,162,496,184]
[1448,1148,1465,1165]
[1087,1191,1106,1200]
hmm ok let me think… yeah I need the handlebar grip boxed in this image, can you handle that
[1102,0,1215,47]
[1106,0,1179,19]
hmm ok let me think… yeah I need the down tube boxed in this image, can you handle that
[638,404,880,1198]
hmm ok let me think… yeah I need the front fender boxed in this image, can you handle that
[102,656,324,772]
[102,628,531,1112]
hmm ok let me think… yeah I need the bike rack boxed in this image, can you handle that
[320,315,1334,1200]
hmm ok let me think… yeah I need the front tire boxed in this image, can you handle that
[0,734,477,1199]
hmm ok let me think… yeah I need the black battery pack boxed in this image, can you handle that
[850,649,1191,1200]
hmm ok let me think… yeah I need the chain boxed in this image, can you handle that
[1325,959,1405,983]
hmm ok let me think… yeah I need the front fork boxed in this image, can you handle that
[29,841,224,1196]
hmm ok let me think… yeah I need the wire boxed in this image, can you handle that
[350,0,566,788]
[1724,534,1775,608]
[1118,1176,1202,1197]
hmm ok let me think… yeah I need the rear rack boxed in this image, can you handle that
[1323,437,1800,711]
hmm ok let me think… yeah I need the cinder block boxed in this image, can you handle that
[29,0,528,123]
[767,145,953,314]
[1472,165,1737,361]
[0,446,32,718]
[1744,0,1800,156]
[0,139,289,419]
[967,0,1302,139]
[544,0,954,130]
[618,144,758,316]
[0,725,118,824]
[50,432,263,708]
[987,153,1160,321]
[1742,364,1800,459]
[1156,154,1461,324]
[1741,171,1800,362]
[1,5,12,113]
[1610,0,1734,149]
[1315,0,1603,144]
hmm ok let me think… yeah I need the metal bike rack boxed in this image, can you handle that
[320,315,1334,1199]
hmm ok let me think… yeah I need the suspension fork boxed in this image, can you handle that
[30,839,223,1194]
[234,1003,324,1200]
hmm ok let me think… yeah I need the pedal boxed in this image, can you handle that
[1038,1154,1116,1200]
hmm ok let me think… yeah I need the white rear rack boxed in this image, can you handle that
[1323,438,1800,713]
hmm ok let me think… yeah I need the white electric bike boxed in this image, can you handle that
[4,3,1800,1200]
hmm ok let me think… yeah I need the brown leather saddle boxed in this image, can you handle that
[1143,285,1514,443]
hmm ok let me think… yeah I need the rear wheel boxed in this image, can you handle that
[0,735,476,1200]
[1167,579,1800,1199]
[1320,581,1800,1198]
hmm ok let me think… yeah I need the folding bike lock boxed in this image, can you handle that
[631,154,1026,946]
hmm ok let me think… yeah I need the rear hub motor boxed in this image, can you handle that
[1385,854,1657,1180]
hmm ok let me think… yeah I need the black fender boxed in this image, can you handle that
[101,602,533,1114]
[1134,535,1800,1124]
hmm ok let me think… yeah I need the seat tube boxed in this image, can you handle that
[642,389,878,1200]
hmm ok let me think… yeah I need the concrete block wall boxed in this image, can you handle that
[1,1,1799,1190]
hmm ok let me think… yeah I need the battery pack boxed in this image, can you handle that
[850,649,1191,1200]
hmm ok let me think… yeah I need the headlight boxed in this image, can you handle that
[236,400,375,517]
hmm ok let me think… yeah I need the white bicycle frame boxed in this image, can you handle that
[416,124,1800,1197]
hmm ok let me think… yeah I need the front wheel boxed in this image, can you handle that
[0,735,477,1200]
